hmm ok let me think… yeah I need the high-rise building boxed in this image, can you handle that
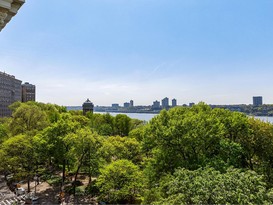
[0,71,22,117]
[162,97,169,109]
[21,82,35,102]
[130,100,134,107]
[172,98,177,107]
[189,102,195,107]
[124,102,130,108]
[82,98,94,115]
[253,96,263,106]
[112,104,119,109]
[152,100,160,109]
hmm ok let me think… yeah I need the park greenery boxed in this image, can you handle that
[1,101,273,204]
[212,104,273,116]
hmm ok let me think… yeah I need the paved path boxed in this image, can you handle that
[0,195,25,205]
[0,175,25,205]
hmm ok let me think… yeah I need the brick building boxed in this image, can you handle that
[21,82,35,102]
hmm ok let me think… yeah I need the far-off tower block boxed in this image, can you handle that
[82,98,94,115]
[22,82,36,102]
[253,96,263,106]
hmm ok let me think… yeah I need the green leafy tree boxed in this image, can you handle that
[114,114,131,136]
[143,104,225,175]
[246,118,273,183]
[140,103,269,195]
[64,128,103,194]
[90,113,114,136]
[130,118,145,130]
[211,108,249,142]
[96,159,143,204]
[207,138,244,172]
[42,103,61,123]
[99,136,142,164]
[0,122,9,143]
[1,134,38,192]
[42,113,81,183]
[9,102,48,136]
[154,167,272,204]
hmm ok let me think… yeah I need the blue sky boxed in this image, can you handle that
[1,0,273,106]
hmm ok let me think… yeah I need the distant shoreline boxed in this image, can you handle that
[94,110,160,114]
[66,105,273,117]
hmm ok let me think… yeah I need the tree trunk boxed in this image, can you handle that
[88,167,92,184]
[73,152,86,196]
[27,176,30,193]
[88,150,92,184]
[62,159,66,183]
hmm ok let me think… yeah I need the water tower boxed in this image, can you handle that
[82,98,94,115]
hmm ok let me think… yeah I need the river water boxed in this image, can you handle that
[254,116,273,123]
[95,112,273,123]
[94,112,157,121]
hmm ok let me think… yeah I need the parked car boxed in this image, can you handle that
[25,194,40,204]
[15,187,25,196]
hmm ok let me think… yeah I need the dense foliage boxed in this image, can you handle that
[1,101,273,204]
[96,159,143,204]
[213,104,273,116]
[155,167,271,204]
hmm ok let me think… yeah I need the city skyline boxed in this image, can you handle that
[1,1,273,106]
[95,95,265,107]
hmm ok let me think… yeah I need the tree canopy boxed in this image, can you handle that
[1,102,273,204]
